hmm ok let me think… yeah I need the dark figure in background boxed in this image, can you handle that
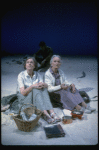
[34,41,53,71]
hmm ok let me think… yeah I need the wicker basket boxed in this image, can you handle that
[12,104,42,132]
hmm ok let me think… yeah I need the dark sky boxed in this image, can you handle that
[1,2,97,56]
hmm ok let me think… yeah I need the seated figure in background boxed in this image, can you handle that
[34,41,53,71]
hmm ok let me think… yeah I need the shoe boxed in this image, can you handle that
[79,107,85,112]
[84,108,91,114]
[42,113,56,124]
[85,106,96,114]
[50,112,61,122]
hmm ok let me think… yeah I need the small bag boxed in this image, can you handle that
[79,91,90,103]
[12,104,42,132]
[71,110,83,120]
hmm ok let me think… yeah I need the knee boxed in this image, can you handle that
[32,88,40,93]
[17,93,26,99]
[42,88,48,93]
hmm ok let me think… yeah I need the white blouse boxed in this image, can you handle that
[17,70,43,92]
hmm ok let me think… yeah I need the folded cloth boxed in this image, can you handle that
[62,109,72,116]
[1,94,18,106]
[44,124,65,138]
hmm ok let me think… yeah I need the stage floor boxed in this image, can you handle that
[1,55,98,145]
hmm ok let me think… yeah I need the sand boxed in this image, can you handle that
[1,55,98,145]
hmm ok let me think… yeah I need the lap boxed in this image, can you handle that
[18,88,53,111]
[49,87,84,110]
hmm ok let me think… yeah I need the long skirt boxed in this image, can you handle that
[2,88,53,114]
[17,88,53,111]
[49,87,84,110]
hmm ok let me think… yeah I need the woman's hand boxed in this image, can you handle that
[20,82,47,96]
[70,83,76,93]
[32,83,42,89]
[61,84,69,90]
[33,82,48,89]
[38,82,48,89]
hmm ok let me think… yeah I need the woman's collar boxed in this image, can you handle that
[50,67,59,74]
[25,70,36,77]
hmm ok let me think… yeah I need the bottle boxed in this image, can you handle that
[28,114,37,121]
[21,112,28,121]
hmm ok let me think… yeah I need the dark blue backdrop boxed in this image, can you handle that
[1,2,97,56]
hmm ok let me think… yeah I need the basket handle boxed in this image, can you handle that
[18,103,36,115]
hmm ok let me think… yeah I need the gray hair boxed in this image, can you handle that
[50,55,62,65]
[24,57,38,71]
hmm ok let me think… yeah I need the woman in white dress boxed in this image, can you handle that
[17,57,60,123]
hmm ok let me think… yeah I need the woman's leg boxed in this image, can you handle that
[73,93,96,113]
[81,101,87,108]
[18,92,32,106]
[37,88,53,110]
[41,88,61,121]
[33,88,60,122]
[75,104,82,110]
[81,101,96,113]
[42,110,56,124]
[32,89,46,111]
[58,88,82,110]
[43,110,57,119]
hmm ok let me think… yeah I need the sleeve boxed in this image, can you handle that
[17,73,25,88]
[45,72,61,92]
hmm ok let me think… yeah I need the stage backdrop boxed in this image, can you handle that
[1,2,97,56]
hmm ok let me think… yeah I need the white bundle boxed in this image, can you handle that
[62,109,72,116]
[1,113,15,126]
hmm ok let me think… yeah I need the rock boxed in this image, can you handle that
[23,55,29,60]
[16,61,22,65]
[12,60,15,62]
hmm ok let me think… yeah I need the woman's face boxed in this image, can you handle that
[25,59,35,71]
[51,57,61,69]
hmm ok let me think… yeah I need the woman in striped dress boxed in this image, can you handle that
[45,55,95,113]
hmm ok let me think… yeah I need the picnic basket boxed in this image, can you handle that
[12,104,42,132]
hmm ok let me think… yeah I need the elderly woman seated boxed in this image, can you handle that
[45,55,95,114]
[2,57,61,124]
[17,57,61,123]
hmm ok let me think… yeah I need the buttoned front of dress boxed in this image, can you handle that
[50,67,61,86]
[17,70,43,92]
[24,73,37,88]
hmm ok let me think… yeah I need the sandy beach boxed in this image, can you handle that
[1,55,98,145]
